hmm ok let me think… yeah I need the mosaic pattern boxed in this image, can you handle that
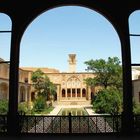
[43,117,53,133]
[20,115,122,133]
[89,117,99,133]
[79,117,89,133]
[60,117,69,133]
[1,115,139,134]
[72,117,80,133]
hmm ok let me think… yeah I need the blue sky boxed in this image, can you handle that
[129,10,140,64]
[0,6,140,72]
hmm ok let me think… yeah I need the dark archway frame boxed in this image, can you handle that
[0,0,140,135]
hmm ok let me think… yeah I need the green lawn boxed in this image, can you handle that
[34,106,54,115]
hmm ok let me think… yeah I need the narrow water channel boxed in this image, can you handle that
[58,108,88,116]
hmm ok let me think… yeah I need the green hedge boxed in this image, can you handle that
[0,99,8,115]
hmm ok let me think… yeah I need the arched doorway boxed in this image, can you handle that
[62,89,66,97]
[19,86,26,102]
[82,88,86,97]
[0,82,8,100]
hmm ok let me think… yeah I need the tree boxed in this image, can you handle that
[84,77,97,88]
[31,69,57,109]
[18,102,28,114]
[43,76,57,101]
[31,69,45,94]
[33,96,47,112]
[84,57,122,90]
[31,69,56,98]
[84,57,123,114]
[133,100,140,114]
[93,88,122,115]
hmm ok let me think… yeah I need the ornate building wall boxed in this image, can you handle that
[2,56,139,106]
[0,55,97,106]
[0,58,31,104]
[46,72,95,105]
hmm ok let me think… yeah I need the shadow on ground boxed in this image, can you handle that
[1,134,140,140]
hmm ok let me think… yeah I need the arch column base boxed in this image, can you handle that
[121,111,134,134]
[7,112,21,136]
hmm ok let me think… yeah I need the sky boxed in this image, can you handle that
[0,6,140,72]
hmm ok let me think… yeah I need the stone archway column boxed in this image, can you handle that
[56,85,60,101]
[120,18,134,134]
[75,88,77,98]
[80,88,82,98]
[65,88,67,99]
[70,88,72,98]
[7,23,21,135]
[25,85,28,102]
[27,86,32,109]
[87,86,91,100]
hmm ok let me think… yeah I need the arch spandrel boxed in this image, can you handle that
[0,1,125,45]
[67,75,81,83]
[0,1,140,44]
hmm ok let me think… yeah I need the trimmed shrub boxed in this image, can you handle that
[0,99,8,114]
[33,96,46,112]
[133,102,140,114]
[18,102,28,114]
[93,88,122,115]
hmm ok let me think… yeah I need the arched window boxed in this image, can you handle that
[20,6,121,75]
[0,13,11,62]
[66,76,81,89]
[0,13,12,104]
[67,88,71,97]
[129,10,140,107]
[129,10,140,66]
[82,88,86,97]
[72,88,76,97]
[77,88,80,97]
[31,92,35,101]
[62,89,66,97]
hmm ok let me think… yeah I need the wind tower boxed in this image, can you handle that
[68,54,76,73]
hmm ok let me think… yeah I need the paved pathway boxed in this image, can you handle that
[47,106,62,115]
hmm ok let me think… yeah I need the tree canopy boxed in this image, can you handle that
[31,69,57,100]
[93,88,122,114]
[84,57,123,114]
[84,57,122,90]
[31,69,45,94]
[31,69,57,112]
